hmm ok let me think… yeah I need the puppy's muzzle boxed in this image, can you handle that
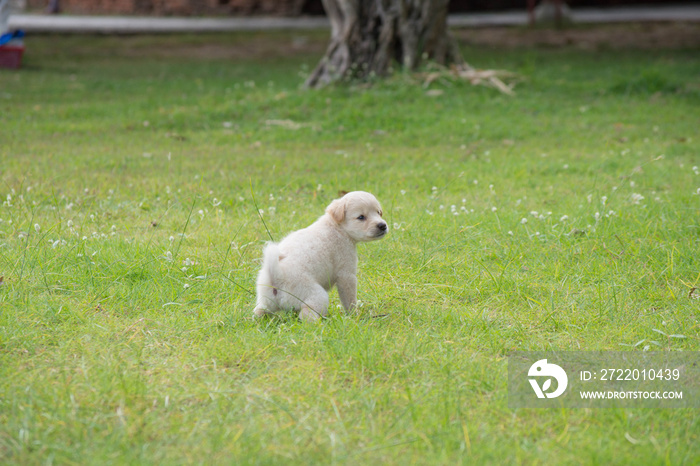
[375,222,388,237]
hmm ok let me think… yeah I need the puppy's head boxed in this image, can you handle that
[326,191,387,242]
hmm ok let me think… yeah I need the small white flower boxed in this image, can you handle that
[530,211,538,217]
[631,193,645,204]
[473,180,478,185]
[212,198,222,207]
[630,181,636,188]
[400,190,406,195]
[183,283,190,289]
[594,212,601,221]
[560,215,569,222]
[521,218,528,224]
[563,164,569,169]
[587,194,593,204]
[601,196,607,205]
[34,223,40,233]
[67,220,74,228]
[508,230,513,235]
[491,207,497,212]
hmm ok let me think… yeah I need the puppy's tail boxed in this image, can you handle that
[262,242,284,285]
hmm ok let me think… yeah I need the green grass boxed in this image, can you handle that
[1,29,699,464]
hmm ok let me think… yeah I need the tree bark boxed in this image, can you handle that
[306,0,464,88]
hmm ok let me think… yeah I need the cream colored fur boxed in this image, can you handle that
[253,191,387,322]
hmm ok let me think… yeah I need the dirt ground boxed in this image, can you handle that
[100,22,699,61]
[232,22,700,59]
[453,22,700,50]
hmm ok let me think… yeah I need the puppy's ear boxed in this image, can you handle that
[326,198,346,223]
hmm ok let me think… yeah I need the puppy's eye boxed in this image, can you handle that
[357,215,366,221]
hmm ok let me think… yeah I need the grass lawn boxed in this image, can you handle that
[1,25,699,464]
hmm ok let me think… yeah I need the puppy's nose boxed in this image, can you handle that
[378,222,387,231]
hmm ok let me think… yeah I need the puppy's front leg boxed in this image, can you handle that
[336,273,358,313]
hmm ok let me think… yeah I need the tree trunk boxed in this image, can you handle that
[305,0,464,88]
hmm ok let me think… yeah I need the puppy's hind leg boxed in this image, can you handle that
[298,284,329,323]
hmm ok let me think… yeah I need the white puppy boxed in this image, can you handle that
[253,191,387,322]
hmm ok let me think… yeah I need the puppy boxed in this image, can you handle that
[253,191,387,322]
